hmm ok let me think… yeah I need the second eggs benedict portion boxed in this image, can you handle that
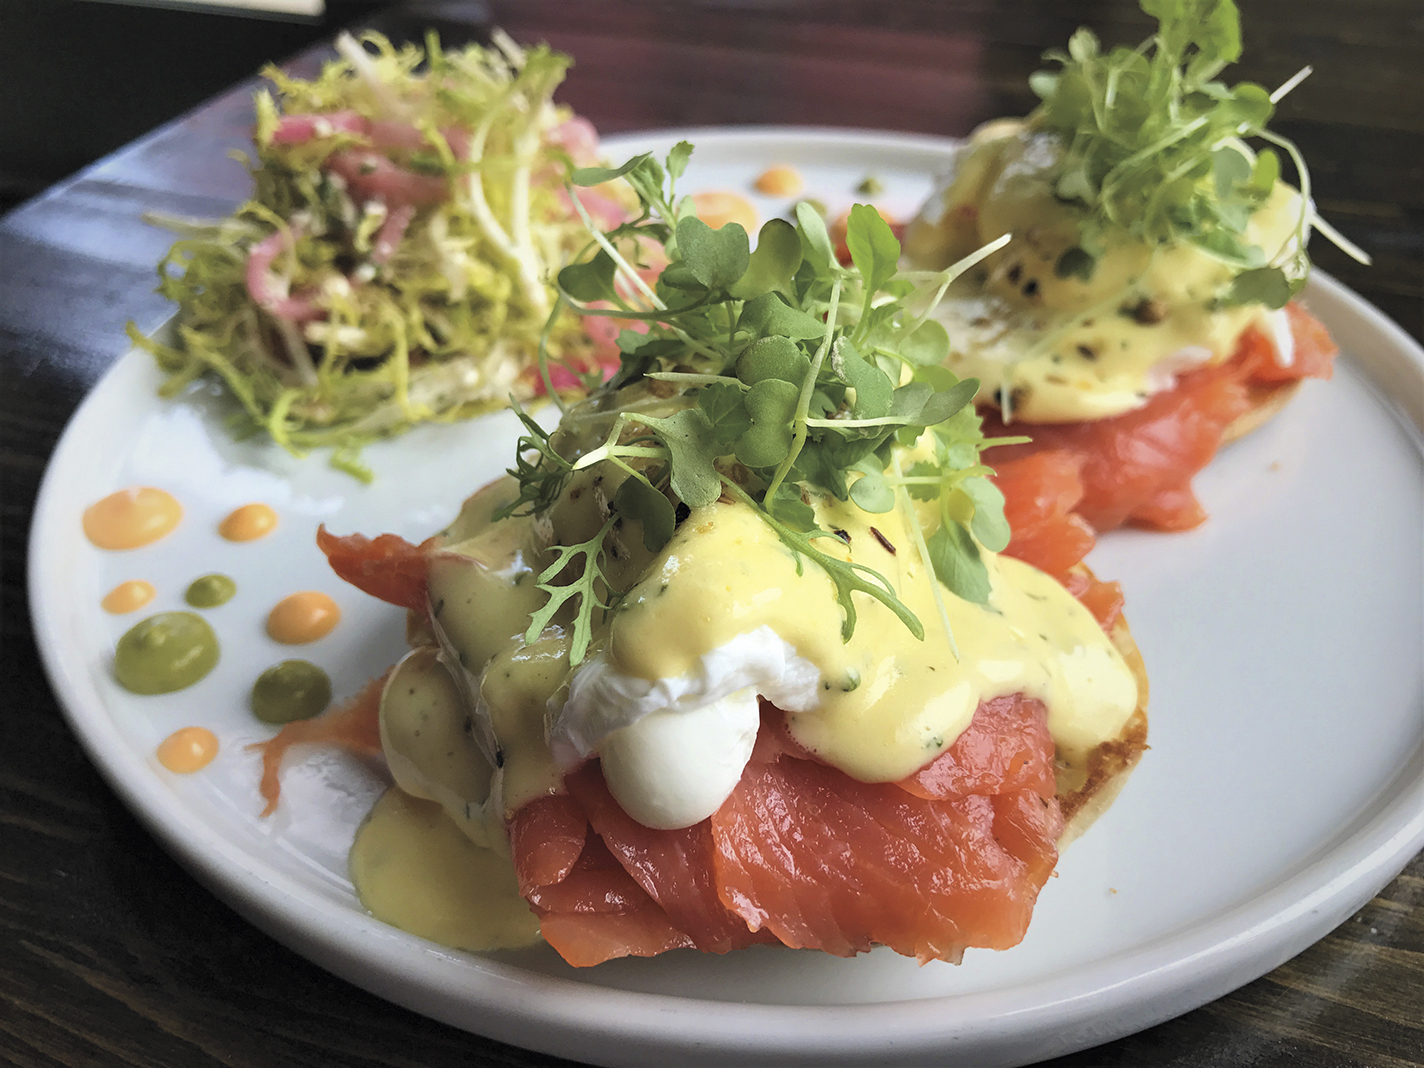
[904,0,1355,556]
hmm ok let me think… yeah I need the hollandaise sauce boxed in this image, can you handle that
[349,789,541,951]
[389,472,1139,831]
[905,123,1302,423]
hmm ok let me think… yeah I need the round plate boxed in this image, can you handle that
[28,128,1424,1068]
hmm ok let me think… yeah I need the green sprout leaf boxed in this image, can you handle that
[666,141,693,182]
[795,200,836,273]
[898,318,951,366]
[698,382,752,447]
[1225,265,1292,309]
[927,522,991,605]
[639,409,722,508]
[558,249,618,302]
[736,334,812,384]
[730,219,803,300]
[848,469,895,513]
[844,203,901,294]
[572,153,653,188]
[737,378,799,467]
[676,216,751,290]
[961,475,1011,552]
[766,481,817,531]
[613,474,675,552]
[736,291,826,341]
[830,338,893,419]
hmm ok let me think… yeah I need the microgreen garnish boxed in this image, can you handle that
[1029,0,1368,307]
[506,143,1017,663]
[523,513,619,666]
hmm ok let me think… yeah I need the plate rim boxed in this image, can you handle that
[27,124,1424,1068]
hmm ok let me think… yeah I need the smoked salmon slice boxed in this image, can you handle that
[510,695,1063,967]
[316,526,435,612]
[989,301,1337,568]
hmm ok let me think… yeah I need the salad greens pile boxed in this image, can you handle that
[129,30,610,479]
[501,144,1021,665]
[1029,0,1368,307]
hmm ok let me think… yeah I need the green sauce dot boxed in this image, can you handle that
[251,659,332,725]
[114,612,220,695]
[185,573,237,608]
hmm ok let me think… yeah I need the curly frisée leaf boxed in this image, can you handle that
[525,514,620,666]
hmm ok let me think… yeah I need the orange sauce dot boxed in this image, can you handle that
[102,579,156,614]
[219,502,278,542]
[83,487,182,550]
[267,591,341,644]
[753,165,804,197]
[693,191,759,235]
[156,727,219,774]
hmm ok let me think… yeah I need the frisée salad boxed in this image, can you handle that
[129,30,627,479]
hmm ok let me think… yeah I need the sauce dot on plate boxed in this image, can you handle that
[114,611,219,695]
[692,191,758,234]
[753,165,804,197]
[185,573,237,608]
[157,727,219,773]
[219,503,278,542]
[267,591,341,644]
[83,487,182,550]
[102,580,156,614]
[251,659,332,724]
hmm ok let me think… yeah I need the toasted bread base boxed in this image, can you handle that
[1221,378,1302,445]
[1055,576,1151,849]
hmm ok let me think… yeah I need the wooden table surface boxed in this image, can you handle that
[1,2,1420,1066]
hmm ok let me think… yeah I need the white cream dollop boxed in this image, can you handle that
[546,626,823,829]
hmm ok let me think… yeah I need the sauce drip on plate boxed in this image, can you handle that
[219,503,278,542]
[157,727,219,773]
[267,591,341,644]
[83,487,182,550]
[350,789,541,951]
[102,580,155,614]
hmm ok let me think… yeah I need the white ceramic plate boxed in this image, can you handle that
[28,128,1424,1068]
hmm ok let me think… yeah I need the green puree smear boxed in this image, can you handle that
[251,660,332,724]
[115,612,220,695]
[185,573,236,608]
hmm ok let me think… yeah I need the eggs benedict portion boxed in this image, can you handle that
[904,0,1359,564]
[261,144,1149,966]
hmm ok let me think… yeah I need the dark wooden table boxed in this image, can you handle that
[2,2,1420,1066]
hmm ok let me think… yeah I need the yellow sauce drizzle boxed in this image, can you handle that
[267,591,341,644]
[349,789,541,951]
[83,487,182,550]
[219,503,278,542]
[157,727,219,773]
[102,580,156,614]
